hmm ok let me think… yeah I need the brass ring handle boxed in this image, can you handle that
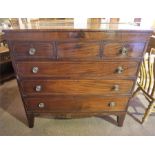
[120,47,128,56]
[116,66,124,74]
[29,47,36,55]
[113,84,120,91]
[38,102,45,108]
[32,67,39,74]
[35,85,42,92]
[108,102,116,107]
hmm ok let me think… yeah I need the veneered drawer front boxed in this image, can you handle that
[21,80,134,95]
[5,31,152,42]
[57,41,100,60]
[24,96,129,112]
[12,42,54,58]
[17,61,139,79]
[104,42,145,58]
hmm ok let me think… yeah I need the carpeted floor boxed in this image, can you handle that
[0,79,155,136]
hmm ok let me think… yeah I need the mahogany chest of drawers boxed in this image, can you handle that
[3,22,153,128]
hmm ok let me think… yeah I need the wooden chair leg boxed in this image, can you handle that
[142,101,155,123]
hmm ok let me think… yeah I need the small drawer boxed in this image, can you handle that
[24,96,129,112]
[57,41,100,60]
[17,61,139,79]
[20,79,134,95]
[104,42,145,58]
[12,42,54,58]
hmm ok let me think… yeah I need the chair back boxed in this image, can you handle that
[138,36,155,99]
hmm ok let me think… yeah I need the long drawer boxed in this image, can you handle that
[16,61,139,79]
[6,31,151,42]
[20,79,134,95]
[24,96,129,112]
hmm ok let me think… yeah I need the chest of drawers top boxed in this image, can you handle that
[3,19,153,40]
[4,29,152,42]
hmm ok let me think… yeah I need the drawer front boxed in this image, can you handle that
[104,42,145,58]
[17,61,139,79]
[12,42,54,58]
[21,80,134,95]
[57,41,100,60]
[24,96,129,112]
[5,31,152,42]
